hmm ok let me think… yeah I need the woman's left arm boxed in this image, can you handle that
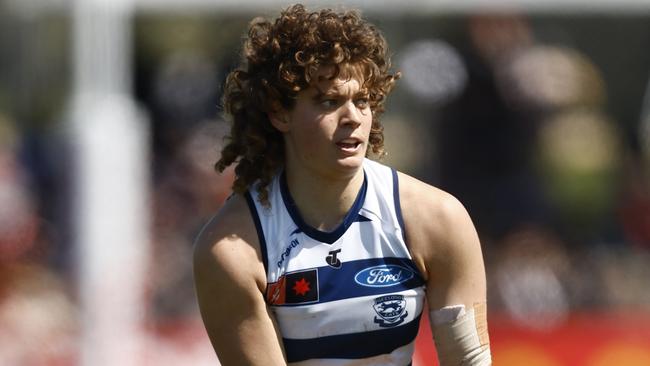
[398,172,491,366]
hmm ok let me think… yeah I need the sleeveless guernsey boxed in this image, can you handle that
[245,159,426,365]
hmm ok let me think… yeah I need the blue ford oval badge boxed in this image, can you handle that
[354,265,414,287]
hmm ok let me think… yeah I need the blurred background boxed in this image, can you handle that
[1,0,649,365]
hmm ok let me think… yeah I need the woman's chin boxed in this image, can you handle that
[334,155,365,172]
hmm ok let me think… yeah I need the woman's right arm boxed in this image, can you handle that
[193,194,286,365]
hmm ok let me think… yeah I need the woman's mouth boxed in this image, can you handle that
[336,138,362,154]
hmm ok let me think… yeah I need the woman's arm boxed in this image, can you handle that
[193,194,286,365]
[398,172,491,366]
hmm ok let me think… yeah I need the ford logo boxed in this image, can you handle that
[354,265,414,287]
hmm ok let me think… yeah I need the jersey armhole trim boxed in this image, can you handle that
[391,168,408,243]
[244,191,269,274]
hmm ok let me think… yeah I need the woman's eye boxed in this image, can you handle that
[320,99,339,108]
[355,98,369,108]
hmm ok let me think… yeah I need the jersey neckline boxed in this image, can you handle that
[279,169,368,244]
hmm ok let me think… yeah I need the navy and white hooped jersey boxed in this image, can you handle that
[245,159,426,366]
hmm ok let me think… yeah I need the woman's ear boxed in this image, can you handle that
[268,109,291,133]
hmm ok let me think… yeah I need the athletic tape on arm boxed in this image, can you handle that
[429,302,491,366]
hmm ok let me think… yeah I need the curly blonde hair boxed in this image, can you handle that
[216,4,399,204]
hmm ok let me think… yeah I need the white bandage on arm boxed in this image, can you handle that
[429,302,492,366]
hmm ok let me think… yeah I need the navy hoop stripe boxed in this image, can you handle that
[283,312,422,362]
[268,257,425,306]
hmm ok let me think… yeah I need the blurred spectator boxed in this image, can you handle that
[0,264,78,365]
[596,246,650,309]
[428,13,623,249]
[433,14,550,241]
[618,78,650,249]
[537,108,622,243]
[0,116,25,260]
[491,225,571,330]
[133,43,235,324]
[149,50,221,164]
[0,115,41,265]
[0,114,78,365]
[148,120,234,323]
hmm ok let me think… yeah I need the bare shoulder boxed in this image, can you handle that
[193,194,286,364]
[193,193,265,294]
[397,171,476,248]
[396,171,485,304]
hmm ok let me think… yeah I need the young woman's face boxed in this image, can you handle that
[279,67,373,180]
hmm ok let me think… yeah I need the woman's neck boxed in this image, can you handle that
[284,166,364,231]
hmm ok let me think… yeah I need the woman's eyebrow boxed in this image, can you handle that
[354,89,369,97]
[312,87,340,100]
[312,84,368,100]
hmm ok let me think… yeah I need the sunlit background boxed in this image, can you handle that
[1,0,650,365]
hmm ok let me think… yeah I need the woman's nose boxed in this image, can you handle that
[339,101,363,127]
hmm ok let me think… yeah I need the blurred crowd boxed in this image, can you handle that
[0,6,649,365]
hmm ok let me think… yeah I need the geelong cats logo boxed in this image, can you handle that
[373,295,408,328]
